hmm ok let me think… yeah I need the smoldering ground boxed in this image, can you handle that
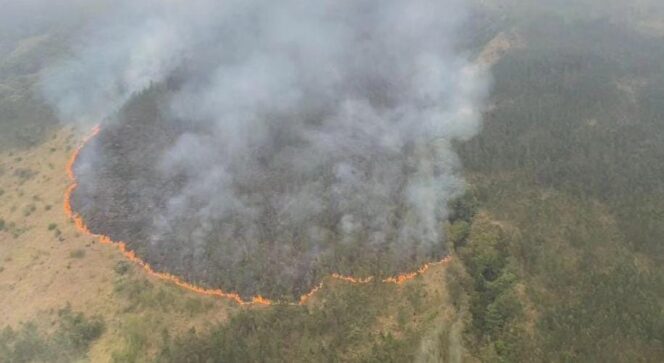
[41,0,489,299]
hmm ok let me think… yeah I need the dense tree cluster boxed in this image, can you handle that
[453,15,664,361]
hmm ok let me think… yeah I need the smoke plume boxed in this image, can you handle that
[42,0,489,297]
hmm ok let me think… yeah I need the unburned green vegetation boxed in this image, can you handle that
[155,282,448,363]
[0,306,104,363]
[451,12,664,361]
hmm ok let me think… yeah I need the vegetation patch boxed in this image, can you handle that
[0,306,104,363]
[69,249,86,259]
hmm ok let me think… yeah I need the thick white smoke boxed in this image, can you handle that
[41,0,489,296]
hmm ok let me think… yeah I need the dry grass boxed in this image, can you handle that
[0,126,233,361]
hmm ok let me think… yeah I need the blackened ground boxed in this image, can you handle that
[72,84,448,300]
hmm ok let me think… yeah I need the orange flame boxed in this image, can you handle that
[64,126,451,306]
[298,282,323,305]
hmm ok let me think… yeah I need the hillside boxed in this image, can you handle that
[2,1,664,362]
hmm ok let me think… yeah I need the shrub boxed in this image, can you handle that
[53,306,105,355]
[23,204,36,217]
[13,168,36,182]
[0,306,104,362]
[69,249,86,259]
[114,261,131,275]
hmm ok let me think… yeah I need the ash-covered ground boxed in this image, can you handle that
[72,85,458,300]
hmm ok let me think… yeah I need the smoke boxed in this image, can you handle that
[0,0,91,42]
[41,0,489,295]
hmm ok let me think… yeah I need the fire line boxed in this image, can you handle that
[64,125,452,306]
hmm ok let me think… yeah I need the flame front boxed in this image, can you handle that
[64,126,451,306]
